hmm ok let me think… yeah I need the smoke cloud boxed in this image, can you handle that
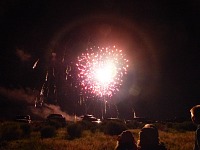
[0,87,34,105]
[30,104,76,121]
[0,87,76,121]
[16,48,31,62]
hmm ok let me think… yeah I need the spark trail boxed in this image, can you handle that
[32,59,39,69]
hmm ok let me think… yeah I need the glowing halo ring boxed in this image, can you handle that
[47,13,161,99]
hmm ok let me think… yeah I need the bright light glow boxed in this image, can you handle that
[95,60,117,84]
[76,46,128,98]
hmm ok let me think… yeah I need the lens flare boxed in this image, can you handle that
[76,46,128,98]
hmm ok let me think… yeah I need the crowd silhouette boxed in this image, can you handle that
[115,124,167,150]
[114,105,200,150]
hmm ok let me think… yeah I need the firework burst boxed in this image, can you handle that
[76,46,129,99]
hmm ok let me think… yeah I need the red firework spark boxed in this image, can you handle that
[76,46,128,98]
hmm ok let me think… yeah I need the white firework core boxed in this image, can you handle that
[76,46,128,98]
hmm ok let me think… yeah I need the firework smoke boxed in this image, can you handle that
[0,87,34,104]
[30,103,77,121]
[16,48,31,62]
[0,87,76,121]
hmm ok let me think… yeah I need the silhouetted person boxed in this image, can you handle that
[137,124,167,150]
[115,130,138,150]
[190,105,200,150]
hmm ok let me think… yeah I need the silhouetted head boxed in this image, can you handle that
[138,124,159,148]
[118,130,135,143]
[115,130,137,150]
[190,105,200,124]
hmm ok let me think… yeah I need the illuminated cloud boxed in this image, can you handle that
[16,48,31,62]
[0,87,34,104]
[0,87,76,121]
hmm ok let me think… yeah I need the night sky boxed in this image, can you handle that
[1,0,200,121]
